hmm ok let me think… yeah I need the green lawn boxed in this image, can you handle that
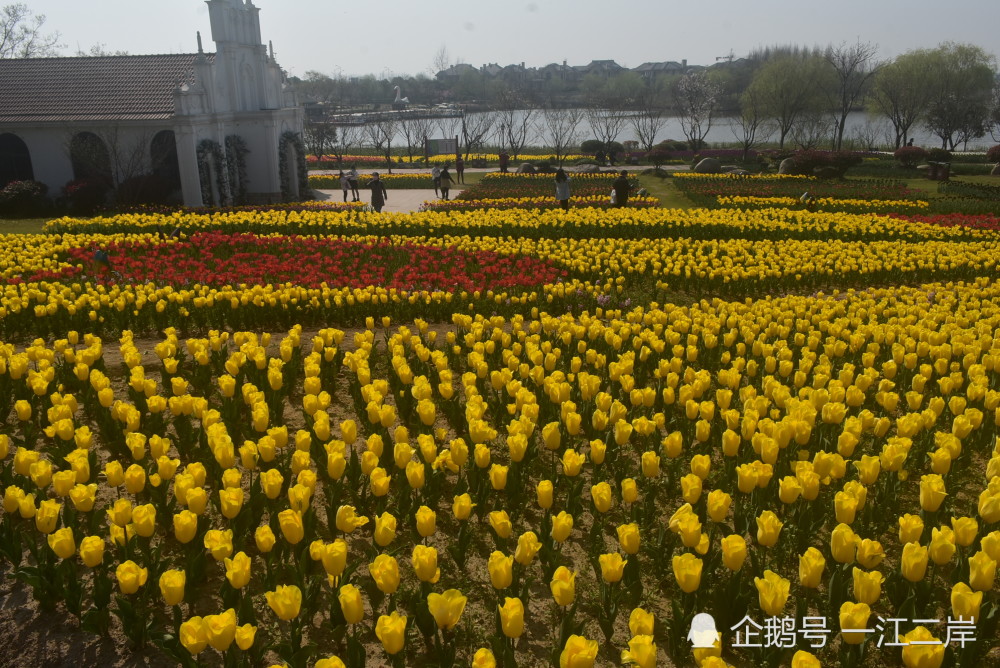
[0,218,50,234]
[637,173,695,209]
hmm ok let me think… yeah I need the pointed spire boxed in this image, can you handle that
[269,40,274,61]
[197,31,204,53]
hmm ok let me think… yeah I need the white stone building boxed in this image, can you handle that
[0,0,305,207]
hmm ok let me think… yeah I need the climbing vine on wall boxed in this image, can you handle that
[225,135,250,205]
[196,139,230,207]
[278,131,310,202]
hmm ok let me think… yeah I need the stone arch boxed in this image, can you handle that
[0,133,34,187]
[150,130,182,193]
[70,131,112,185]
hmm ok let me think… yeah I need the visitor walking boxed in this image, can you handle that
[347,166,360,201]
[455,156,465,184]
[338,170,350,202]
[369,172,388,212]
[439,166,454,200]
[612,170,630,208]
[498,151,510,173]
[554,168,571,211]
[432,165,442,197]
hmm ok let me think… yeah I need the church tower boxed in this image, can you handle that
[205,0,281,111]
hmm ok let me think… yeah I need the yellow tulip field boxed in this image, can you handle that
[0,197,999,668]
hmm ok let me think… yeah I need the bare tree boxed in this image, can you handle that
[849,120,886,152]
[675,70,723,150]
[460,110,495,160]
[75,42,128,57]
[363,117,398,172]
[730,86,775,161]
[1,3,62,58]
[536,107,584,166]
[303,119,337,161]
[436,115,461,143]
[631,84,668,153]
[867,50,934,148]
[429,45,453,77]
[399,116,434,163]
[494,85,535,161]
[790,113,834,150]
[329,124,360,166]
[747,52,830,148]
[824,40,882,150]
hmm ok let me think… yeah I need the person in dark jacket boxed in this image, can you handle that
[612,170,630,207]
[439,166,454,200]
[369,172,388,212]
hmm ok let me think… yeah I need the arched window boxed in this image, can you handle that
[0,133,34,187]
[241,63,258,111]
[70,132,112,185]
[150,130,182,192]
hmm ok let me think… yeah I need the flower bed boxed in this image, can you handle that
[309,174,436,190]
[717,196,930,215]
[673,174,920,206]
[420,195,659,213]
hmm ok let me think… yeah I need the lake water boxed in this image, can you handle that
[388,109,995,152]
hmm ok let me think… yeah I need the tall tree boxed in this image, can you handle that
[923,43,996,150]
[867,50,935,148]
[459,110,495,160]
[824,40,882,150]
[1,3,62,58]
[747,52,830,148]
[675,70,723,150]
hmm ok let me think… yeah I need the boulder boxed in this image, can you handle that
[573,164,601,174]
[693,157,722,174]
[991,163,1000,176]
[516,162,536,174]
[778,158,796,174]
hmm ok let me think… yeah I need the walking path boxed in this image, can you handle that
[313,189,463,213]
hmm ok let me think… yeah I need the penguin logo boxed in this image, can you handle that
[687,612,719,648]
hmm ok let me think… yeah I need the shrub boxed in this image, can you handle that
[581,139,604,154]
[987,145,1000,163]
[893,146,928,168]
[788,150,864,178]
[63,179,110,215]
[0,180,48,217]
[926,148,952,163]
[116,174,176,207]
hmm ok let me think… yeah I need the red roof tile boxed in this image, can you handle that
[0,54,216,124]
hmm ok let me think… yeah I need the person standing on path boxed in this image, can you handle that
[439,166,454,200]
[348,166,360,201]
[455,156,465,184]
[338,170,350,202]
[612,170,630,208]
[369,172,388,212]
[432,165,442,197]
[499,151,509,173]
[554,168,571,211]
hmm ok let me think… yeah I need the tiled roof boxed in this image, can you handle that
[0,54,215,124]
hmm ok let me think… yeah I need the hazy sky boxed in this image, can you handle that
[31,0,1000,78]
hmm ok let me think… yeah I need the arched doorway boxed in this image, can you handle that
[0,133,34,187]
[150,130,182,193]
[70,132,112,186]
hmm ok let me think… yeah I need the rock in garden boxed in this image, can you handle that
[693,158,722,174]
[778,158,796,174]
[573,164,601,174]
[724,168,750,176]
[516,163,536,174]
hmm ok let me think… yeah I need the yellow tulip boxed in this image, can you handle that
[721,534,747,572]
[255,525,276,553]
[374,512,397,547]
[79,535,105,567]
[951,582,982,622]
[472,648,497,668]
[375,611,407,655]
[205,608,237,651]
[537,480,554,509]
[754,570,790,617]
[499,597,524,638]
[617,523,640,554]
[672,552,702,593]
[551,511,574,543]
[277,509,304,545]
[335,505,369,533]
[159,568,186,606]
[369,554,400,594]
[338,584,365,624]
[490,510,513,539]
[224,551,252,589]
[265,584,302,620]
[591,481,613,513]
[412,545,441,583]
[621,635,656,668]
[550,566,576,606]
[415,505,436,537]
[427,589,466,630]
[898,514,924,544]
[180,616,208,655]
[116,560,149,595]
[452,493,474,520]
[901,542,929,582]
[968,550,996,591]
[46,527,75,559]
[629,607,654,636]
[919,474,947,512]
[560,634,598,668]
[755,510,783,548]
[599,553,627,583]
[514,531,542,566]
[839,601,870,644]
[798,547,825,589]
[900,626,945,668]
[852,567,884,605]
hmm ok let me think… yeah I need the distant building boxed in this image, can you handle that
[0,0,304,207]
[633,60,688,81]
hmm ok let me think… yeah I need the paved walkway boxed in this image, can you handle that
[314,189,464,213]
